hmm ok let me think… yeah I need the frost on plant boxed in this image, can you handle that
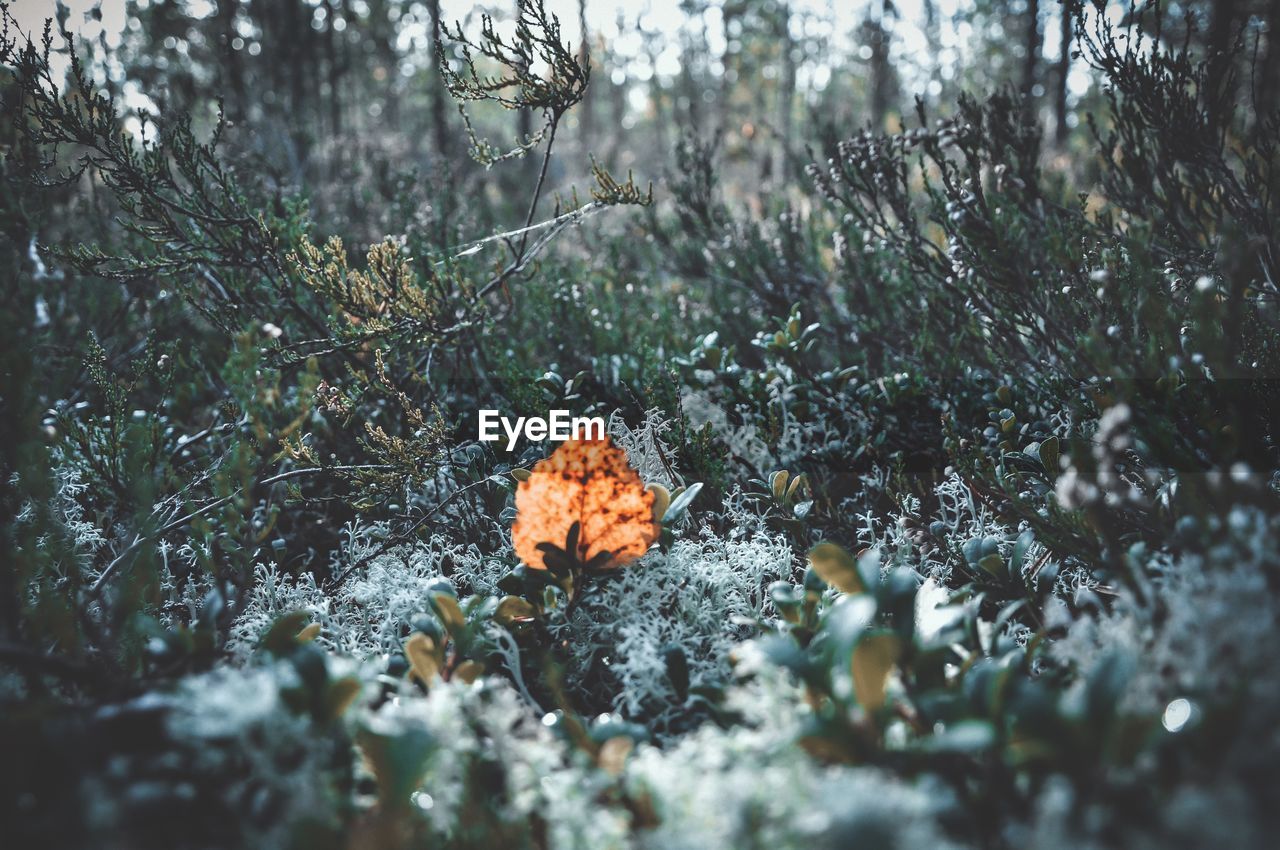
[5,0,1280,847]
[1050,506,1280,715]
[229,525,486,660]
[555,513,793,732]
[608,408,683,490]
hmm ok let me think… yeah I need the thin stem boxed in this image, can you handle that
[516,114,560,258]
[328,471,499,589]
[88,464,393,598]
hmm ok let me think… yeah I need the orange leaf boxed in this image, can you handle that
[512,437,658,571]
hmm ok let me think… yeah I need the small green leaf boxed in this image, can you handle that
[1084,650,1134,728]
[497,566,528,595]
[808,541,864,594]
[856,547,882,590]
[1038,435,1060,472]
[852,632,901,712]
[537,543,574,576]
[495,595,536,625]
[324,676,362,720]
[430,592,466,634]
[662,482,703,524]
[978,553,1006,578]
[760,633,810,673]
[404,632,441,685]
[564,521,581,559]
[769,581,804,623]
[646,482,671,522]
[785,473,808,501]
[825,594,878,651]
[453,659,484,684]
[770,470,791,499]
[357,724,434,808]
[259,610,311,655]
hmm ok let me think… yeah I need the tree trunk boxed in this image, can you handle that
[1054,0,1073,145]
[428,0,450,158]
[216,0,244,121]
[325,0,343,138]
[643,30,670,159]
[605,43,627,164]
[278,0,312,175]
[773,3,795,183]
[719,4,739,134]
[868,2,892,131]
[677,23,702,133]
[1021,0,1041,121]
[372,0,399,132]
[922,0,941,93]
[1207,0,1239,129]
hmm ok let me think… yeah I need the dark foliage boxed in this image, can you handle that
[3,2,1280,848]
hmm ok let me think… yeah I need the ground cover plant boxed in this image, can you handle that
[3,0,1280,847]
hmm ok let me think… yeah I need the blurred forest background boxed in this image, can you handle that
[18,0,1271,235]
